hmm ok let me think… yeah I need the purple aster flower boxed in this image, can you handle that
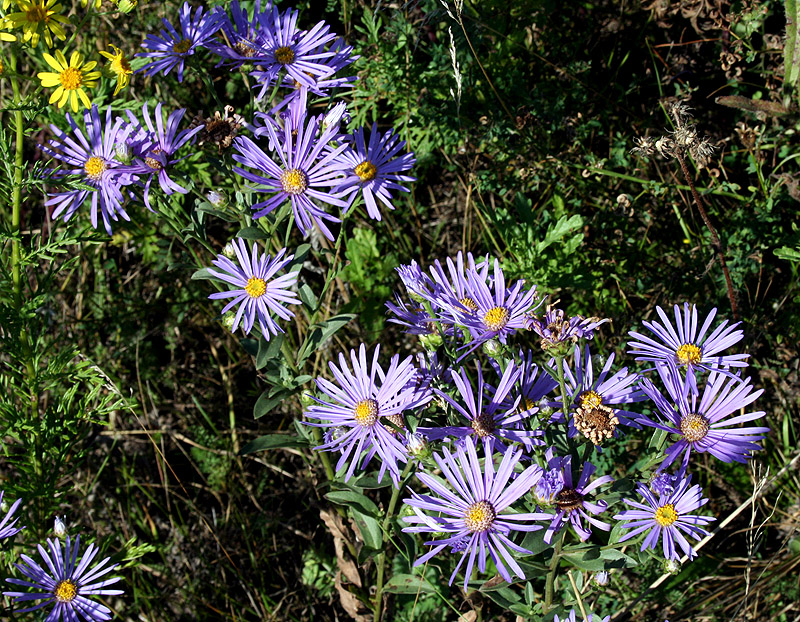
[424,360,544,452]
[0,491,24,540]
[627,303,748,377]
[538,452,613,543]
[527,307,608,353]
[497,349,558,415]
[4,534,124,621]
[43,105,135,234]
[122,102,203,210]
[559,345,645,444]
[137,1,223,82]
[207,0,274,68]
[429,251,491,320]
[649,472,679,497]
[555,610,611,622]
[402,437,550,590]
[248,7,338,93]
[638,363,768,473]
[385,295,440,336]
[614,476,714,560]
[232,114,349,240]
[206,239,299,337]
[305,344,432,485]
[457,258,542,353]
[334,124,416,221]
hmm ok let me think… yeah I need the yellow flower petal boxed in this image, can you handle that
[83,60,97,71]
[49,87,62,104]
[69,90,79,113]
[69,50,81,67]
[55,49,67,67]
[42,53,62,72]
[77,88,91,109]
[38,73,62,87]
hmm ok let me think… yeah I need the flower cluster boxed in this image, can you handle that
[42,103,202,234]
[305,257,768,592]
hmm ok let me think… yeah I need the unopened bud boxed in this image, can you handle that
[663,558,681,575]
[53,515,67,537]
[593,570,610,586]
[222,242,237,259]
[222,311,236,331]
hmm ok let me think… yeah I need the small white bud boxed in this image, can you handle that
[222,242,237,259]
[53,515,67,537]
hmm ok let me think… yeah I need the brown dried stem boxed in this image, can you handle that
[675,152,739,320]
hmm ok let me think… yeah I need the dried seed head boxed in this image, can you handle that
[631,135,655,158]
[690,138,716,168]
[673,125,698,148]
[573,403,619,445]
[655,136,677,158]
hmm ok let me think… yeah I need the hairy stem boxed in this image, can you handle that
[374,461,414,622]
[543,529,565,613]
[675,152,739,320]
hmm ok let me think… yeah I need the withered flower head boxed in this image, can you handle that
[192,105,244,153]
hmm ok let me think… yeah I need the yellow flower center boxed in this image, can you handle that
[172,39,193,54]
[84,156,107,182]
[470,412,495,438]
[353,399,379,427]
[459,297,478,312]
[675,342,702,366]
[59,67,83,90]
[280,168,308,195]
[54,579,78,603]
[274,46,295,64]
[679,412,710,442]
[655,503,678,527]
[555,488,584,512]
[482,306,510,331]
[355,160,377,182]
[245,276,266,298]
[145,157,163,170]
[26,5,48,22]
[579,390,603,409]
[464,500,496,533]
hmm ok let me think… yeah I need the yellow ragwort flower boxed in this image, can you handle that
[80,0,102,8]
[99,44,132,96]
[7,0,69,48]
[37,49,100,112]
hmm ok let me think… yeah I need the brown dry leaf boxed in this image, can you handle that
[320,509,362,587]
[335,573,371,622]
[457,611,478,622]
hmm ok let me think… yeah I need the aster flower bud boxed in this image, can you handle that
[419,332,443,351]
[222,312,236,331]
[207,191,227,207]
[405,432,430,459]
[663,558,681,575]
[593,570,610,587]
[114,140,132,165]
[222,242,237,259]
[481,338,504,358]
[53,515,67,538]
[299,392,317,408]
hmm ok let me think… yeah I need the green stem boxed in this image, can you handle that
[9,49,43,535]
[373,461,414,622]
[543,529,566,614]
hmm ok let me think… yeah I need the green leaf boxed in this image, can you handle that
[253,390,288,419]
[191,267,217,280]
[536,214,584,253]
[350,508,383,550]
[299,284,318,311]
[325,490,381,518]
[240,433,308,454]
[237,226,268,240]
[562,546,636,571]
[256,333,284,370]
[297,314,357,364]
[382,573,437,594]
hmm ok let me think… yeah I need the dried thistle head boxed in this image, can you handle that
[689,138,716,168]
[192,106,244,153]
[631,135,656,158]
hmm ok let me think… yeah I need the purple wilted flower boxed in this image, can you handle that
[232,115,349,240]
[539,452,613,543]
[424,361,544,452]
[402,437,549,590]
[123,102,203,210]
[457,258,541,353]
[560,345,645,444]
[554,610,611,622]
[638,363,768,473]
[4,535,124,621]
[43,105,136,234]
[614,476,714,560]
[527,307,608,352]
[137,1,222,82]
[0,491,24,540]
[247,6,338,92]
[206,239,299,337]
[305,344,432,485]
[627,303,748,376]
[334,125,416,221]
